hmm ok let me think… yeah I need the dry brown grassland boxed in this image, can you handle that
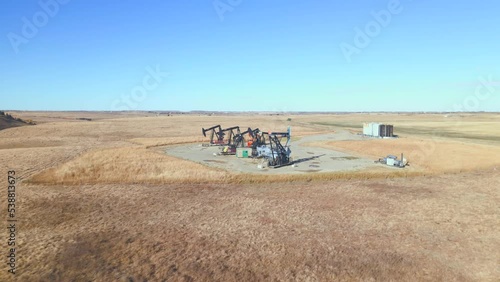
[23,112,500,185]
[0,112,498,281]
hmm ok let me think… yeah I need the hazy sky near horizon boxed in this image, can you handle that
[1,0,499,112]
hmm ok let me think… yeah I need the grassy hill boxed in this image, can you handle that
[0,111,35,130]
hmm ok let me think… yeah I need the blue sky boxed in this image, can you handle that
[1,0,499,111]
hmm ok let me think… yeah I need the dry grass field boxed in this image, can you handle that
[29,147,232,185]
[308,138,500,173]
[0,111,499,281]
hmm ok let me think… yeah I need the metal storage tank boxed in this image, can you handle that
[379,124,386,137]
[371,123,380,137]
[386,125,393,137]
[363,123,371,135]
[363,123,394,137]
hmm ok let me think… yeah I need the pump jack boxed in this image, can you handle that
[256,127,292,168]
[233,127,254,148]
[201,125,293,168]
[202,125,224,145]
[248,128,268,149]
[220,127,252,155]
[220,126,241,146]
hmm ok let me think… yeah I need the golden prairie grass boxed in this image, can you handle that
[18,112,500,185]
[130,136,207,147]
[299,113,500,145]
[8,112,500,281]
[234,169,425,183]
[29,146,424,186]
[29,147,232,185]
[308,137,500,173]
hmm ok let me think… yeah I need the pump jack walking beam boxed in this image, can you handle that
[202,125,224,145]
[220,126,241,146]
[233,127,254,148]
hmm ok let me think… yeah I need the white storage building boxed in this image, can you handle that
[363,123,381,137]
[363,123,394,137]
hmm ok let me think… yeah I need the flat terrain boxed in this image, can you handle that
[0,111,499,281]
[166,132,379,175]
